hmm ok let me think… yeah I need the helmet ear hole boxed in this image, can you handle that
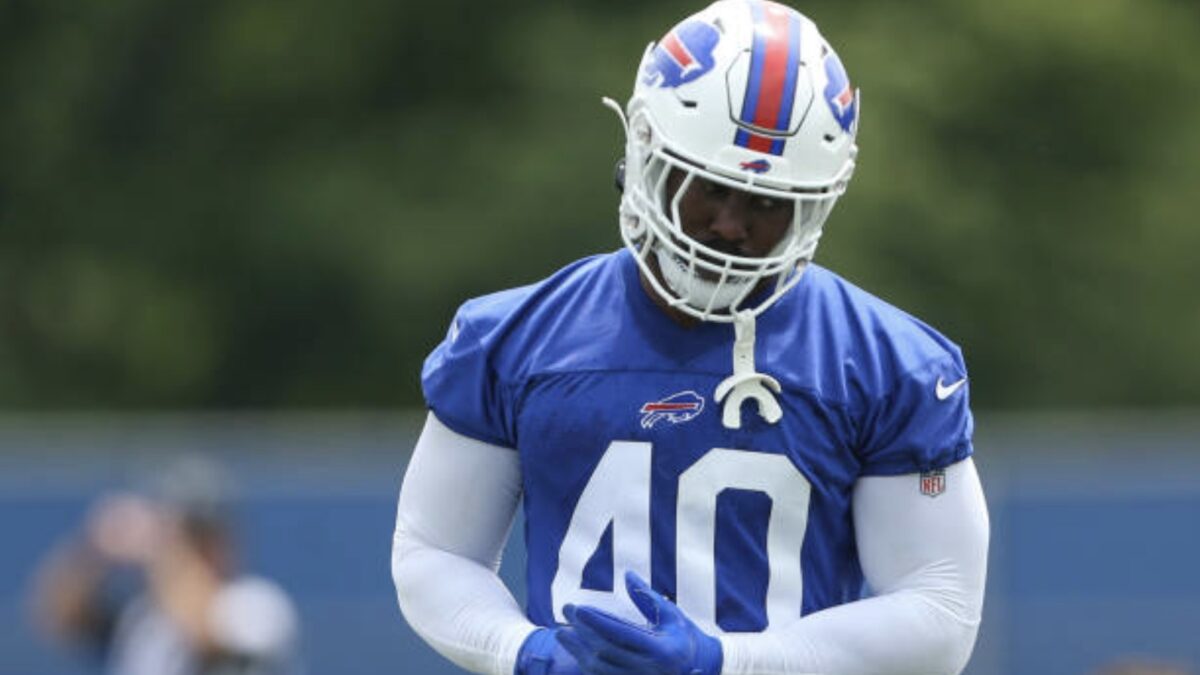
[620,205,646,241]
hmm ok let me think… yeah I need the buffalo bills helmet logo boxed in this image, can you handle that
[822,49,857,133]
[739,159,772,174]
[640,390,705,428]
[642,20,721,89]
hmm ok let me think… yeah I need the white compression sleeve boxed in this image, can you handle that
[719,458,990,675]
[391,412,535,675]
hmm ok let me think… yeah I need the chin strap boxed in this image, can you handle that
[714,310,782,429]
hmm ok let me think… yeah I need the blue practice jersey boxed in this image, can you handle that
[422,250,972,635]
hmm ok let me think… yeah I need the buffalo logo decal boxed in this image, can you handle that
[739,159,772,174]
[642,20,721,88]
[640,390,705,428]
[823,49,857,133]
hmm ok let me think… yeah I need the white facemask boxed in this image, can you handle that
[654,245,754,312]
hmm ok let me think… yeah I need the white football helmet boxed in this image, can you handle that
[611,0,859,322]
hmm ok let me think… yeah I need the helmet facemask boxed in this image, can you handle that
[618,106,849,323]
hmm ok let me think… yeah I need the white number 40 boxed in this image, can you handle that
[550,441,812,634]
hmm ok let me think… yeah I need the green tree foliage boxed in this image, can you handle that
[1,0,1197,409]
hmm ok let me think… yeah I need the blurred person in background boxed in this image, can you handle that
[392,1,988,674]
[32,456,301,675]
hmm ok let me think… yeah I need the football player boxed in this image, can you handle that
[392,1,989,674]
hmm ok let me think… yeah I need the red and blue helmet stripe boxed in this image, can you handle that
[733,1,804,156]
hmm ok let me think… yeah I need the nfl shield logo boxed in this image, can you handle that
[920,469,946,498]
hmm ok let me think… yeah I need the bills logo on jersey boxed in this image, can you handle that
[639,390,705,428]
[739,159,772,174]
[920,469,946,498]
[642,20,720,88]
[823,48,857,133]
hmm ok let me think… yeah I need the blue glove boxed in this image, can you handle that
[516,627,582,675]
[557,571,723,675]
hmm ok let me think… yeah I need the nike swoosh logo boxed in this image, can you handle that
[935,377,967,401]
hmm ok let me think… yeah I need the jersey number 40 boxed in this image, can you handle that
[550,441,812,633]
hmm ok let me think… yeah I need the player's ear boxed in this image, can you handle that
[614,159,626,193]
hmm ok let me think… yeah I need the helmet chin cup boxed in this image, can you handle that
[654,245,755,313]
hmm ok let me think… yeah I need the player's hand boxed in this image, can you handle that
[516,627,582,675]
[85,493,167,564]
[557,571,722,675]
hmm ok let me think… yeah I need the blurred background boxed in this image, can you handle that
[1,0,1197,673]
